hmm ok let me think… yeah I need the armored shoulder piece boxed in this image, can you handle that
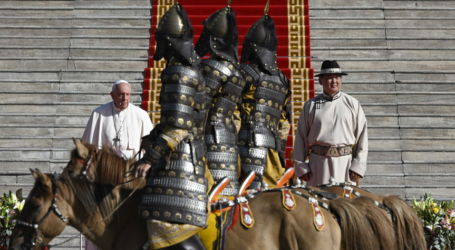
[160,65,206,131]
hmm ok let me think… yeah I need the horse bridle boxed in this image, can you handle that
[76,155,92,181]
[14,174,68,250]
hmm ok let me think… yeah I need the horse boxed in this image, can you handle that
[316,183,427,250]
[64,138,144,189]
[9,169,397,250]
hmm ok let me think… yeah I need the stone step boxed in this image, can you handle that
[383,1,455,8]
[310,18,386,28]
[0,92,142,105]
[310,17,455,29]
[0,26,150,36]
[0,17,150,26]
[0,1,151,7]
[312,60,455,71]
[335,81,455,93]
[311,28,386,38]
[0,80,144,92]
[400,127,455,138]
[384,8,455,18]
[0,46,149,58]
[311,37,388,47]
[0,103,139,114]
[0,58,148,70]
[0,35,150,46]
[312,47,455,60]
[0,69,145,81]
[0,8,151,17]
[386,28,455,39]
[310,8,384,18]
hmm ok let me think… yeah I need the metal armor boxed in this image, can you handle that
[201,59,245,196]
[195,4,243,196]
[238,63,291,190]
[138,3,208,228]
[139,64,208,227]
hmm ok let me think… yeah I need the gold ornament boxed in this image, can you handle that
[142,210,149,217]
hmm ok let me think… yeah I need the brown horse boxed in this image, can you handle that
[62,139,400,250]
[317,184,426,250]
[64,138,144,189]
[9,169,398,250]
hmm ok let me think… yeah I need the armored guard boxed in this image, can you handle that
[134,3,211,249]
[194,1,245,196]
[238,5,292,190]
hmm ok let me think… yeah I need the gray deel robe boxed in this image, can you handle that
[293,92,368,187]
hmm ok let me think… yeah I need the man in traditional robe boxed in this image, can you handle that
[82,80,153,159]
[81,79,153,250]
[293,60,368,187]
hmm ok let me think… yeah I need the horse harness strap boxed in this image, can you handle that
[76,155,92,181]
[15,174,68,250]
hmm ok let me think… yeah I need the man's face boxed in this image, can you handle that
[319,73,342,96]
[110,83,131,111]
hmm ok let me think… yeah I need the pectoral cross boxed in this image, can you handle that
[113,135,121,148]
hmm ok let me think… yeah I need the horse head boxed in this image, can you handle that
[63,138,98,181]
[9,169,69,250]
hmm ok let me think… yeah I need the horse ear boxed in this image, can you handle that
[80,138,86,144]
[33,169,52,192]
[73,137,89,159]
[30,168,38,179]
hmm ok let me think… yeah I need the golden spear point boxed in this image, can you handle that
[264,0,270,15]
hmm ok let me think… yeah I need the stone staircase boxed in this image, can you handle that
[310,0,455,201]
[0,1,151,248]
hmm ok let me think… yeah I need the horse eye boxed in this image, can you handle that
[30,204,41,210]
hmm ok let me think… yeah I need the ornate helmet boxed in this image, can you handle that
[195,0,239,64]
[153,3,200,66]
[241,0,278,75]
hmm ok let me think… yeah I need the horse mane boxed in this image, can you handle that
[382,195,427,250]
[58,173,121,225]
[71,143,136,188]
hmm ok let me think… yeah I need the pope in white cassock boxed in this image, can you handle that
[81,79,153,250]
[82,80,153,159]
[293,61,368,187]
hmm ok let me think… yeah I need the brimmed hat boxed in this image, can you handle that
[315,60,348,77]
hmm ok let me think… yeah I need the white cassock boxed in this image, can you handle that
[82,101,153,250]
[82,101,153,159]
[293,92,368,187]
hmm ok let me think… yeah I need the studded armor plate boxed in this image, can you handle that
[200,59,245,196]
[238,63,291,189]
[139,63,209,227]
